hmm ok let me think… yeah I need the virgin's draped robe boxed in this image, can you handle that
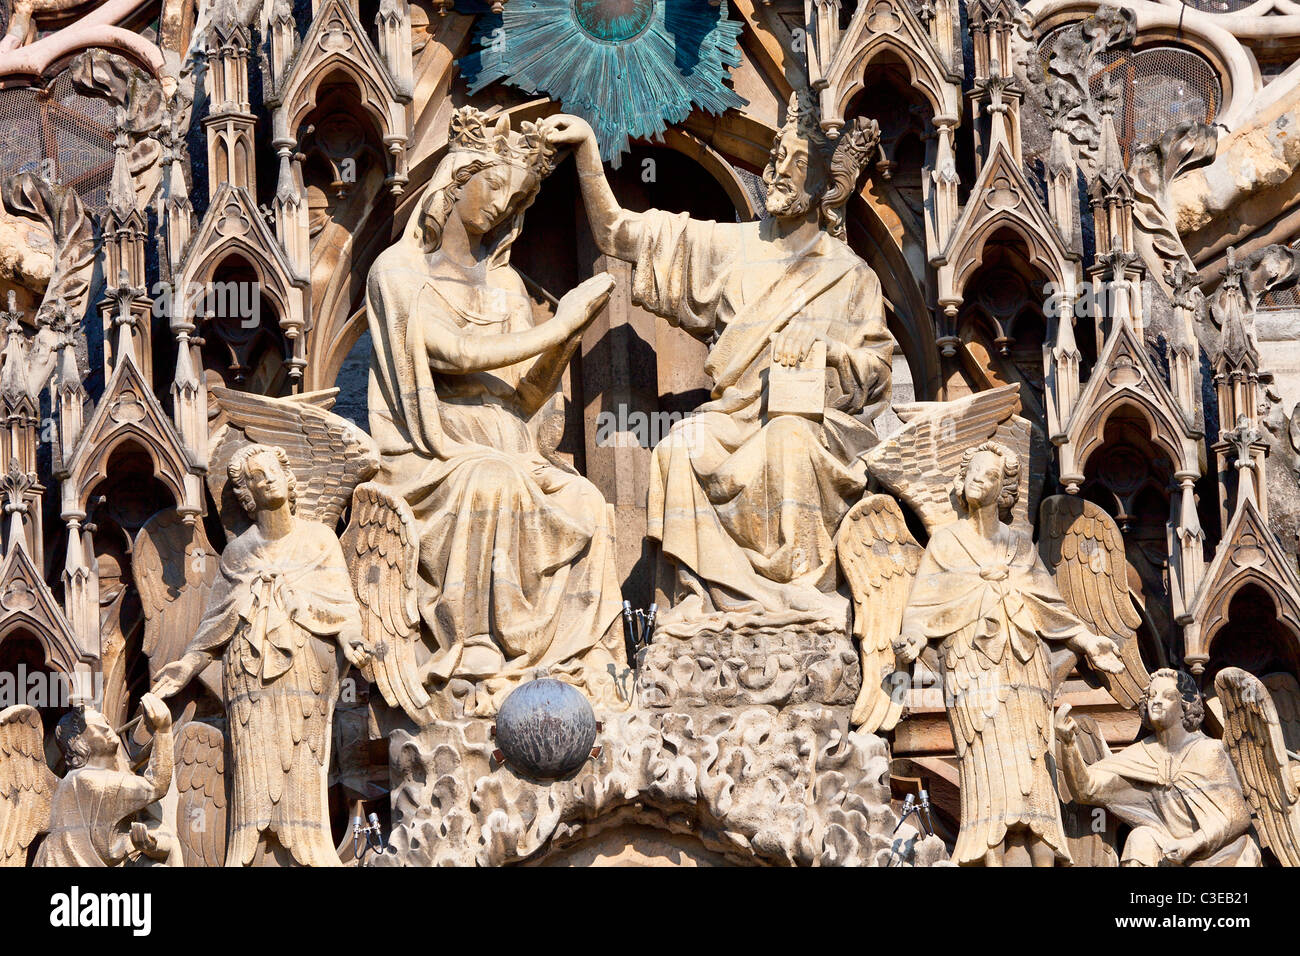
[1073,735,1260,866]
[185,518,359,867]
[626,210,893,635]
[901,521,1094,865]
[366,238,626,715]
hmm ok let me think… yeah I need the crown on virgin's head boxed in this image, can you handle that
[448,106,557,178]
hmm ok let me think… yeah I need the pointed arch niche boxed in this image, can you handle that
[1079,407,1179,660]
[954,229,1057,435]
[199,255,291,396]
[1203,583,1300,691]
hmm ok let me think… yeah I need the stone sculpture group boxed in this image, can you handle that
[1,69,1298,867]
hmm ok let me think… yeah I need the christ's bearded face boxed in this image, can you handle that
[763,128,818,219]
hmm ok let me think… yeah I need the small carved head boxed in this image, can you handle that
[419,107,556,258]
[764,92,833,219]
[1141,668,1204,733]
[453,162,542,238]
[228,444,298,517]
[56,706,120,770]
[764,125,824,220]
[953,440,1020,522]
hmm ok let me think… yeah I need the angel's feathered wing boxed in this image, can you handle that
[1038,495,1149,708]
[341,483,437,726]
[208,387,379,535]
[1264,673,1300,753]
[133,508,218,679]
[0,705,56,867]
[173,721,227,867]
[1056,715,1120,867]
[836,495,922,732]
[865,384,1024,533]
[1216,667,1300,866]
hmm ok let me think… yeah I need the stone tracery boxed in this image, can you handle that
[1,0,1300,869]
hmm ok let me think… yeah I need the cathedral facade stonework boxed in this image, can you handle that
[1,0,1300,871]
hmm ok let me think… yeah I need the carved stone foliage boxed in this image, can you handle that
[1020,4,1136,178]
[1131,122,1219,294]
[0,171,95,322]
[66,49,166,211]
[378,707,947,867]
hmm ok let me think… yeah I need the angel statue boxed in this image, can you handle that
[352,105,628,722]
[883,437,1126,866]
[1057,669,1260,866]
[0,704,57,866]
[35,695,179,867]
[1215,666,1300,866]
[151,443,369,866]
[839,386,1150,742]
[545,93,889,639]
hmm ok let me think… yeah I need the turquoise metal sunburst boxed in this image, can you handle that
[463,0,746,167]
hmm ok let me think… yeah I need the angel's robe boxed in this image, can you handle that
[366,240,626,715]
[36,765,166,867]
[622,210,893,634]
[901,519,1092,865]
[1072,735,1260,867]
[185,517,360,867]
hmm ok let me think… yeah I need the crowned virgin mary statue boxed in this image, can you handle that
[363,107,629,716]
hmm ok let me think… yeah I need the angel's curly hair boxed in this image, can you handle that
[228,443,298,517]
[1140,667,1205,732]
[953,440,1020,521]
[55,707,106,769]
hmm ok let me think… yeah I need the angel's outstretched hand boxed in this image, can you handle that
[1081,634,1124,674]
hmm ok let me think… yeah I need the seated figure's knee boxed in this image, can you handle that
[762,414,818,446]
[467,456,530,505]
[660,414,709,454]
[1121,827,1163,867]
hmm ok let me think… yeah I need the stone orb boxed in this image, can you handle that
[495,678,598,779]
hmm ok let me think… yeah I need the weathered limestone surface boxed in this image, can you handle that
[6,0,1300,872]
[378,667,944,868]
